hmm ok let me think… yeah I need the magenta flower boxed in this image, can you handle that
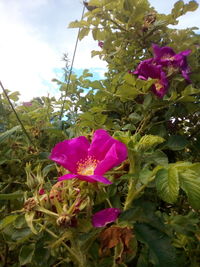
[92,208,121,227]
[133,59,168,98]
[152,44,191,81]
[50,129,127,184]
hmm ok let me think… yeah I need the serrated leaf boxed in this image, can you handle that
[137,135,165,151]
[135,223,177,267]
[178,169,200,209]
[145,150,168,166]
[155,167,179,203]
[19,243,35,266]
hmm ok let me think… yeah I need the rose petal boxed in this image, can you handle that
[94,143,127,175]
[58,173,78,181]
[92,208,121,228]
[152,43,175,59]
[86,175,112,184]
[50,136,90,173]
[89,129,127,165]
[58,173,112,184]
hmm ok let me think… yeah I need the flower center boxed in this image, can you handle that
[154,81,163,91]
[77,156,99,176]
[162,54,174,61]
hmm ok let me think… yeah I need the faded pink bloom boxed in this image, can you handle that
[50,129,127,184]
[23,102,32,107]
[92,208,121,227]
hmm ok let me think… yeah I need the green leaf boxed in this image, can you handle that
[135,223,177,267]
[185,1,199,12]
[123,72,136,85]
[0,191,24,200]
[145,150,168,166]
[181,85,200,96]
[25,212,37,235]
[178,169,200,209]
[165,135,189,151]
[155,167,179,203]
[89,80,104,90]
[68,20,89,28]
[0,125,21,143]
[79,27,90,41]
[116,84,139,100]
[171,0,184,18]
[9,91,20,101]
[19,243,35,266]
[0,214,18,231]
[137,135,165,151]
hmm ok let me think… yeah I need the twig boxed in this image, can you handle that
[59,5,86,120]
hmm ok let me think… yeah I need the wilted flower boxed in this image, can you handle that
[50,129,127,184]
[133,59,168,98]
[152,44,191,81]
[92,208,121,227]
[98,41,104,48]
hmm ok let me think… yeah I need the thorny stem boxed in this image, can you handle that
[0,81,36,148]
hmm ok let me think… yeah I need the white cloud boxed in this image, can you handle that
[0,0,199,101]
[0,1,62,101]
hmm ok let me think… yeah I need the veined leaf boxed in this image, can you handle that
[0,125,21,143]
[137,135,165,151]
[135,223,177,267]
[19,243,35,266]
[0,214,19,231]
[178,169,200,209]
[155,167,179,203]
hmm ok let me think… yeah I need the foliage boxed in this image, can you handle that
[1,0,200,266]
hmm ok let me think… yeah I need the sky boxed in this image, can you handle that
[0,0,199,101]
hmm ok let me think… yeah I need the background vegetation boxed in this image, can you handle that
[1,0,200,266]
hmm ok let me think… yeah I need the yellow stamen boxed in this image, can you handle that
[162,54,174,61]
[77,156,99,176]
[155,81,163,92]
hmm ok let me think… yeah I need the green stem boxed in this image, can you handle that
[59,5,85,120]
[124,176,155,211]
[0,81,36,148]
